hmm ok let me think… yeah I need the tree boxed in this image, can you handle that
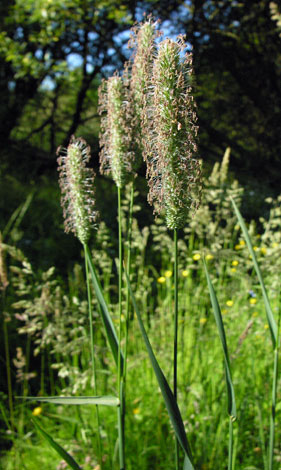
[170,0,281,183]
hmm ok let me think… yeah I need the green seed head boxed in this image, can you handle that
[99,74,134,188]
[144,37,202,229]
[57,136,98,244]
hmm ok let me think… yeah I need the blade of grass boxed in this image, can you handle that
[268,304,280,470]
[230,196,277,347]
[203,259,236,470]
[125,269,195,470]
[203,260,236,420]
[22,396,120,406]
[85,245,123,370]
[31,418,82,470]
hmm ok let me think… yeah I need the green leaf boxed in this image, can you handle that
[231,197,277,348]
[203,260,236,420]
[125,270,195,470]
[22,396,120,406]
[85,245,123,370]
[31,418,82,470]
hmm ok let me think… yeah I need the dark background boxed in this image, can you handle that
[1,0,280,271]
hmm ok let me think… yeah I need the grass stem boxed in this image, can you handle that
[83,243,102,469]
[268,303,280,470]
[173,228,179,470]
[117,186,125,470]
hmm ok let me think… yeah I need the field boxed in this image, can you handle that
[1,152,280,470]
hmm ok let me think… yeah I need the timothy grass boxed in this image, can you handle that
[1,154,280,470]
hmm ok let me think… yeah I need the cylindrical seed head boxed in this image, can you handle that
[57,136,98,244]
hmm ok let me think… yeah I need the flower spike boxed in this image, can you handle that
[57,136,98,244]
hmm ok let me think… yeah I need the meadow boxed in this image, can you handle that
[1,150,280,470]
[1,18,280,470]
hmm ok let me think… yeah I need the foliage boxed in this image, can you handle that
[1,153,280,469]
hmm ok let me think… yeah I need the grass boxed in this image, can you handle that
[1,158,280,470]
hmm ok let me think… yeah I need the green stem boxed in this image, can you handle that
[3,316,14,430]
[268,304,280,470]
[117,186,125,470]
[228,418,233,470]
[124,182,134,379]
[173,228,179,470]
[83,243,102,469]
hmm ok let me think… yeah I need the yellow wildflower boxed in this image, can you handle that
[133,408,140,415]
[157,276,166,284]
[260,247,267,255]
[272,242,278,248]
[193,253,201,261]
[234,244,242,250]
[226,300,233,307]
[253,246,258,251]
[164,270,172,278]
[232,260,239,266]
[249,298,257,305]
[32,407,42,416]
[231,268,237,273]
[199,318,207,325]
[264,324,269,330]
[239,240,245,246]
[205,254,214,260]
[182,270,189,277]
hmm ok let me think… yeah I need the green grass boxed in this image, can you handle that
[1,162,280,470]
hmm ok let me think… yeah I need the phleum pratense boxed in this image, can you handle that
[143,36,202,229]
[57,136,98,244]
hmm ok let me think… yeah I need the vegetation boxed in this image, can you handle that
[1,152,280,469]
[1,3,281,470]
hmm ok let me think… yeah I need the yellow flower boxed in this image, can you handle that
[239,240,245,246]
[133,407,140,415]
[272,242,278,248]
[260,247,267,255]
[253,246,259,251]
[182,270,189,277]
[234,244,242,250]
[231,268,237,273]
[232,260,239,266]
[264,324,269,330]
[234,224,240,230]
[32,407,42,416]
[193,253,201,261]
[205,254,214,260]
[164,270,172,278]
[157,276,166,284]
[226,300,233,307]
[249,298,257,305]
[199,318,207,325]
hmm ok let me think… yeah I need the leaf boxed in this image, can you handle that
[231,197,277,348]
[203,260,236,420]
[125,270,195,470]
[31,418,82,470]
[22,396,120,406]
[85,245,123,370]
